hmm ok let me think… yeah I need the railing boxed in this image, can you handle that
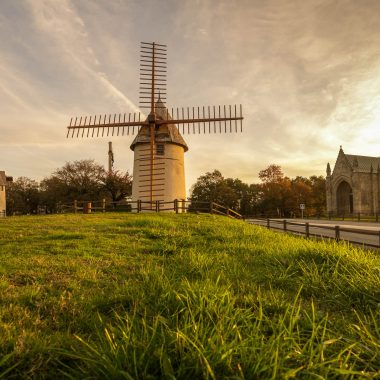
[244,212,380,222]
[56,199,242,219]
[247,218,380,249]
[211,202,242,219]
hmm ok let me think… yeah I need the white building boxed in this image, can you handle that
[130,99,187,210]
[0,171,12,217]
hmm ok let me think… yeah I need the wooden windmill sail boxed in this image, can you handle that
[67,42,243,210]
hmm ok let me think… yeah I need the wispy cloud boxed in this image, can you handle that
[1,0,380,186]
[26,0,138,112]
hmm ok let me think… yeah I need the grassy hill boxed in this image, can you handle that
[0,213,379,379]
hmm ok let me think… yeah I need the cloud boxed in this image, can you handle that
[25,0,138,112]
[2,0,380,188]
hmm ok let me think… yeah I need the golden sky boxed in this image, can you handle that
[1,0,380,191]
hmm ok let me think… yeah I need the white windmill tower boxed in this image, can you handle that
[67,42,243,211]
[130,95,188,206]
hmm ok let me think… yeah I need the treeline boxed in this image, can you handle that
[6,160,132,215]
[6,160,326,217]
[190,165,326,217]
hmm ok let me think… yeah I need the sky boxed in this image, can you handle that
[1,0,380,194]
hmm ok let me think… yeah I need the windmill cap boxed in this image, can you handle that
[130,100,188,151]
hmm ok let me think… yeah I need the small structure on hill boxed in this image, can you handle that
[66,42,243,210]
[326,147,380,215]
[0,171,13,217]
[108,141,114,173]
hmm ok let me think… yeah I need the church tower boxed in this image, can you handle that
[130,98,188,206]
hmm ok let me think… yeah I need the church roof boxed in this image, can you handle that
[130,99,188,151]
[345,154,380,172]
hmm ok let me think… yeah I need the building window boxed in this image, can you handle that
[156,144,165,156]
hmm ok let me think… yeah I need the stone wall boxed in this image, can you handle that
[326,150,380,215]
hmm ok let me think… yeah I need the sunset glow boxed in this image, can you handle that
[1,0,380,190]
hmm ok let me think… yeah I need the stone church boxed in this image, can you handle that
[326,147,380,215]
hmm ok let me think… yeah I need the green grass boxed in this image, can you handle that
[0,213,379,379]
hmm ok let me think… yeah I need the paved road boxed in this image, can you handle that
[246,218,380,249]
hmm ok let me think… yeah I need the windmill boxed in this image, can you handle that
[67,42,243,210]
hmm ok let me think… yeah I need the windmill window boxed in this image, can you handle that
[156,144,165,156]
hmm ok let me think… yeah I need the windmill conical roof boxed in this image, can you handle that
[130,99,188,151]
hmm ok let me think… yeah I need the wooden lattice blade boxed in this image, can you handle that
[139,42,167,113]
[159,117,243,125]
[156,104,244,134]
[66,122,148,138]
[66,112,147,138]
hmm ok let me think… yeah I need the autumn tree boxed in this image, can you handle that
[289,176,312,212]
[309,175,326,215]
[258,165,292,216]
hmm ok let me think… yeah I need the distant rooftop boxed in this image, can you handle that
[345,154,380,172]
[0,171,12,186]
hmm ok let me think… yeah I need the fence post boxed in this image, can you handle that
[358,212,360,222]
[174,199,178,214]
[210,202,214,214]
[137,200,141,213]
[267,218,270,229]
[305,222,310,238]
[74,200,77,214]
[283,219,287,232]
[84,202,92,214]
[156,200,160,212]
[335,225,340,242]
[102,198,106,213]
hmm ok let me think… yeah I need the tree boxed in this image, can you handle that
[259,164,284,183]
[40,160,133,210]
[289,176,312,213]
[55,159,105,200]
[225,178,261,215]
[6,177,40,215]
[190,170,239,209]
[258,165,292,216]
[309,175,326,216]
[101,170,132,204]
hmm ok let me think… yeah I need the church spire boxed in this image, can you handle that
[326,162,331,176]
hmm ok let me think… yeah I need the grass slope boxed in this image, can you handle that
[0,213,379,379]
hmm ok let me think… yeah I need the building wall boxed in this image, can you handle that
[132,143,186,209]
[327,159,380,215]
